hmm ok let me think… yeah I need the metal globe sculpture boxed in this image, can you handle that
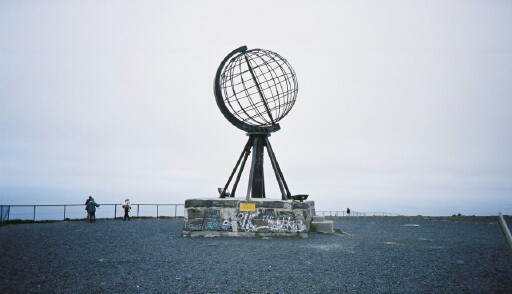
[215,46,306,202]
[215,46,298,133]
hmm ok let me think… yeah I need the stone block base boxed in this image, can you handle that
[182,198,315,237]
[311,215,334,233]
[311,220,334,233]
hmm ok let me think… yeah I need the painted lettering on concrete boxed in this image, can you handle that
[234,211,306,233]
[261,215,306,232]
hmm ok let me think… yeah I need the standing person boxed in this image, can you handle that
[346,207,351,216]
[85,196,93,222]
[86,198,100,223]
[122,198,131,221]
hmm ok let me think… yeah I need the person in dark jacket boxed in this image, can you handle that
[85,196,93,222]
[86,198,100,223]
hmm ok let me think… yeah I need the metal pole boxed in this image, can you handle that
[231,140,252,197]
[246,135,259,200]
[33,205,36,222]
[499,212,512,254]
[265,137,286,200]
[174,204,177,218]
[114,204,117,219]
[249,135,266,198]
[137,204,139,218]
[64,205,66,221]
[157,205,159,218]
[221,137,252,198]
[264,138,291,199]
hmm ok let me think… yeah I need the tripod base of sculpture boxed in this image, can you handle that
[220,133,292,201]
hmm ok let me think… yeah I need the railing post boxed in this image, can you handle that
[174,204,177,218]
[157,205,159,218]
[114,204,117,220]
[33,205,36,222]
[137,204,139,218]
[0,205,3,226]
[64,205,66,221]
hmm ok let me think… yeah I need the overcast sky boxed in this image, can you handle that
[1,0,511,216]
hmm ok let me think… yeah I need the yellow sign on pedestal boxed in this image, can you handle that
[239,202,256,212]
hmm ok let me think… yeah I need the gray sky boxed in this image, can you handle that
[1,0,511,216]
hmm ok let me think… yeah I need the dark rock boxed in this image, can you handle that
[186,208,203,219]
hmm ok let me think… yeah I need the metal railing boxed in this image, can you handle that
[316,211,403,217]
[0,204,184,225]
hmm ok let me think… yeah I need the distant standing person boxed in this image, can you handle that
[122,198,131,221]
[86,198,100,223]
[85,196,93,222]
[346,207,351,216]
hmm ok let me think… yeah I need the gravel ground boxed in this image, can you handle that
[1,217,511,293]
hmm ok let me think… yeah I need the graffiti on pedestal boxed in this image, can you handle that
[234,211,306,233]
[185,208,309,233]
[261,215,306,232]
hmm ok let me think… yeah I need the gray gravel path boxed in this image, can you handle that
[1,217,511,293]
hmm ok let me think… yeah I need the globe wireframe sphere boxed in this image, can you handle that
[219,48,298,128]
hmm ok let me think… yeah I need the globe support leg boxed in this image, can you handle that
[246,135,266,200]
[220,134,292,201]
[220,138,252,198]
[230,142,251,198]
[265,137,292,200]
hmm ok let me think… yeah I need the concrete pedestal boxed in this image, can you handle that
[182,198,315,237]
